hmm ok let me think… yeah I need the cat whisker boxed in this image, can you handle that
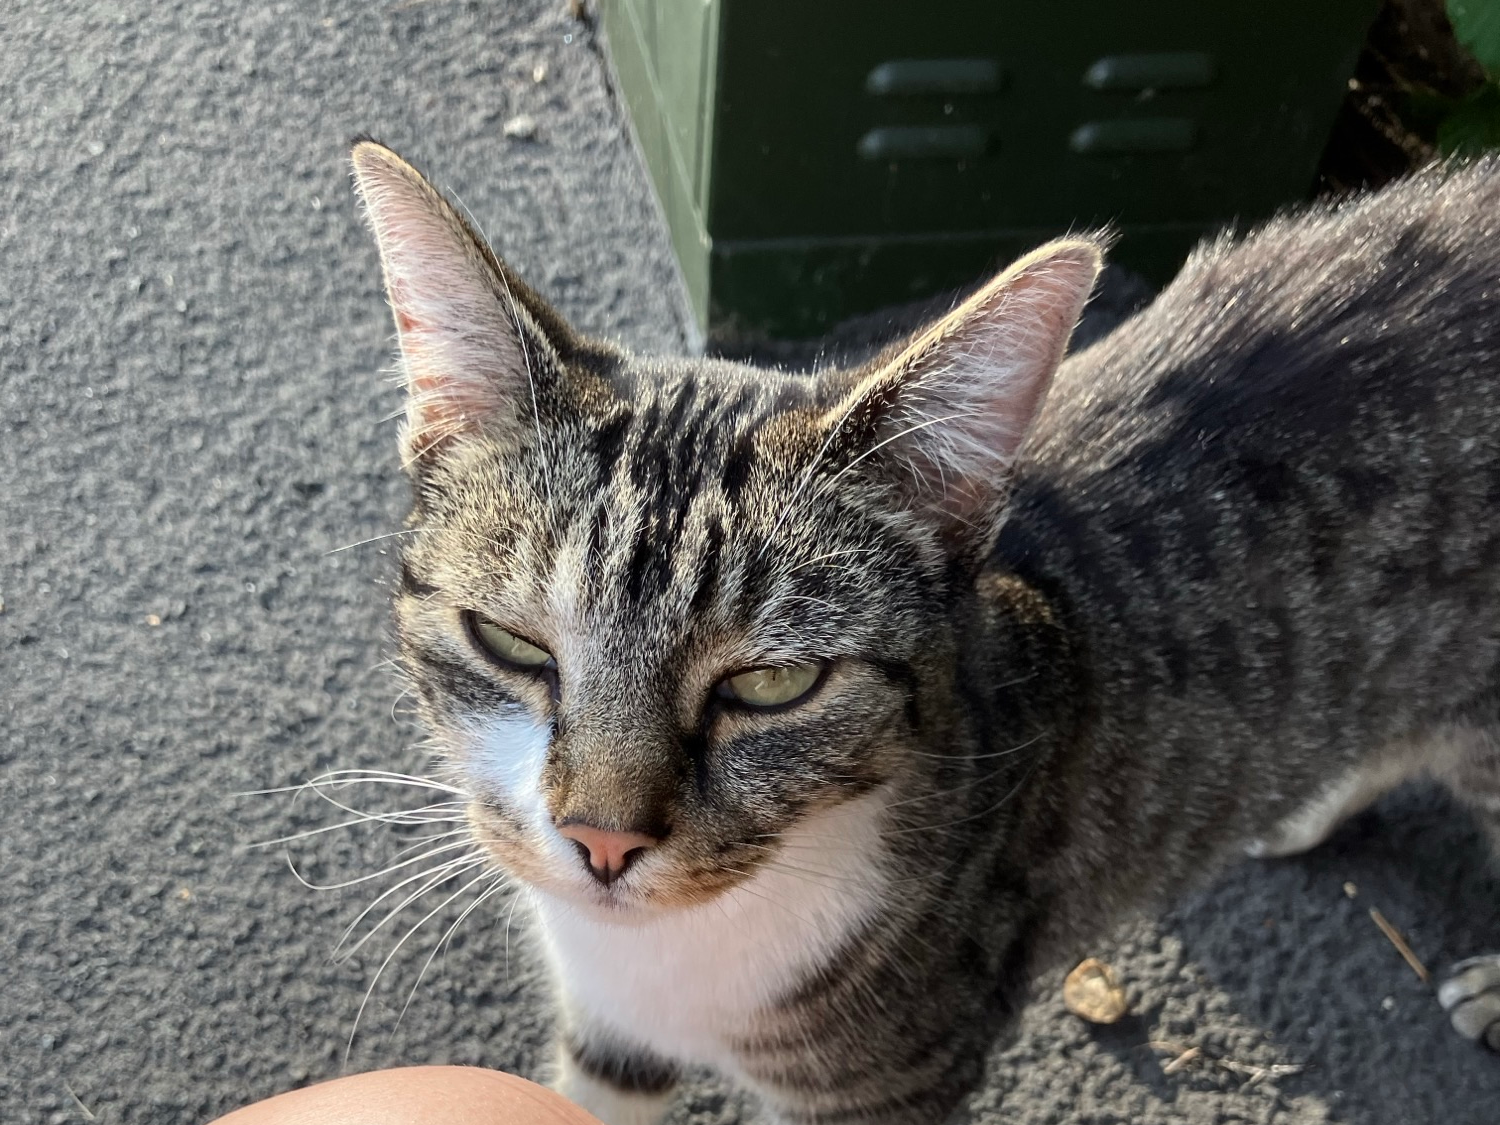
[491,260,553,511]
[889,759,1045,838]
[819,409,983,497]
[720,867,823,931]
[245,769,460,795]
[502,887,527,981]
[237,769,465,800]
[300,783,466,822]
[770,593,847,618]
[305,767,468,795]
[758,404,856,561]
[903,731,1044,763]
[285,837,477,892]
[336,854,487,961]
[395,871,511,1028]
[326,528,420,555]
[390,826,474,860]
[879,764,1030,814]
[246,805,463,849]
[748,822,881,843]
[301,792,465,832]
[874,738,1045,814]
[739,842,939,892]
[779,546,883,579]
[390,686,415,724]
[346,866,495,1064]
[993,671,1038,692]
[746,854,867,894]
[402,735,455,759]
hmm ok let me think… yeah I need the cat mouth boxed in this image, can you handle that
[468,807,775,916]
[545,848,768,916]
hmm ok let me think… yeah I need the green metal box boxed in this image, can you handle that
[601,0,1379,341]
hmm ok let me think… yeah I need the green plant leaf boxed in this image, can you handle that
[1437,82,1500,152]
[1449,0,1500,75]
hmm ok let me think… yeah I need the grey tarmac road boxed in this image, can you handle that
[2,2,1497,1123]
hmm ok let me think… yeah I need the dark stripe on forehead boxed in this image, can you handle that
[628,378,698,489]
[627,400,662,490]
[663,376,696,435]
[623,521,676,604]
[670,417,712,502]
[601,372,800,608]
[689,516,726,614]
[590,408,632,492]
[722,428,757,500]
[616,381,712,604]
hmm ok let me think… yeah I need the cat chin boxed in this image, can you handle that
[530,887,672,929]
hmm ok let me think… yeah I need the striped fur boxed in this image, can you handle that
[352,141,1500,1124]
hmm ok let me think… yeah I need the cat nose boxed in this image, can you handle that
[555,821,660,885]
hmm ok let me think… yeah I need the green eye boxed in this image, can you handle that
[720,663,824,709]
[468,614,554,670]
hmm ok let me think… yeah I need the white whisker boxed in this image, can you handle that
[336,855,486,960]
[346,866,494,1063]
[396,872,511,1026]
[326,528,420,555]
[246,808,458,849]
[286,838,477,892]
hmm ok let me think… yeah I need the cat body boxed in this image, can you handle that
[350,142,1500,1125]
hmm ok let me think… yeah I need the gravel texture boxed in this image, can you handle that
[3,2,1497,1123]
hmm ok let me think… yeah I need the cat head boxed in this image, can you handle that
[351,140,1100,918]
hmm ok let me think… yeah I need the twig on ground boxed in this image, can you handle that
[1368,906,1431,984]
[62,1082,97,1122]
[1149,1040,1305,1087]
[1161,1045,1201,1074]
[1216,1058,1307,1086]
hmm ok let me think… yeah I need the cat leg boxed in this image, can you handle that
[1437,741,1500,1053]
[551,1030,680,1125]
[1244,755,1413,858]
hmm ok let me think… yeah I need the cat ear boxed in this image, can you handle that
[824,238,1102,543]
[350,140,568,465]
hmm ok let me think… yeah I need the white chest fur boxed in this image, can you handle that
[531,794,890,1075]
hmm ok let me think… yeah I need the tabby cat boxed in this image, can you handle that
[349,139,1500,1125]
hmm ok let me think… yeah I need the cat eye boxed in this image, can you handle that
[717,663,825,710]
[465,613,555,672]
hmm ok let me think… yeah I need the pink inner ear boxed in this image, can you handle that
[824,239,1100,535]
[355,149,538,459]
[386,276,427,337]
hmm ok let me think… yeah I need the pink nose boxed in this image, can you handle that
[555,822,659,885]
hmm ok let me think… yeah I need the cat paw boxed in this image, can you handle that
[1438,955,1500,1052]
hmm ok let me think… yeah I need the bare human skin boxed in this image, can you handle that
[209,1066,603,1125]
